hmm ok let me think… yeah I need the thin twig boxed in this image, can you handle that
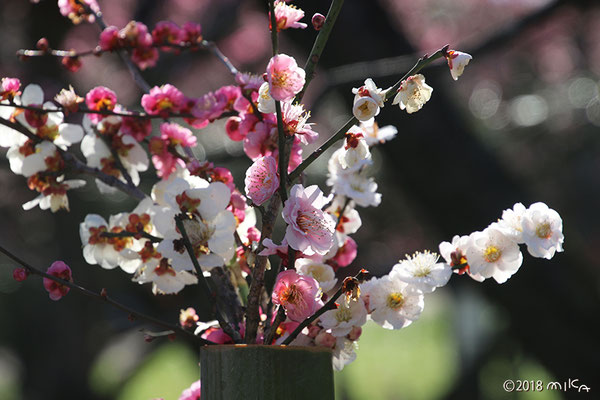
[174,215,242,343]
[281,269,368,345]
[264,306,286,344]
[288,46,449,182]
[0,244,213,345]
[296,0,345,103]
[0,117,147,200]
[101,231,162,243]
[335,197,351,231]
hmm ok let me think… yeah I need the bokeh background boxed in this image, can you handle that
[1,0,600,399]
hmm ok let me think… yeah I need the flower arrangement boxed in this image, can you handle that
[0,0,565,398]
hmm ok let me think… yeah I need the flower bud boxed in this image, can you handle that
[36,38,49,52]
[312,13,325,31]
[13,267,29,282]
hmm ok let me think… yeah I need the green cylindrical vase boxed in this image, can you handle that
[200,345,334,400]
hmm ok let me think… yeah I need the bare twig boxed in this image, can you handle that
[0,244,213,345]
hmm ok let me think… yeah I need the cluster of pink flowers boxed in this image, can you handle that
[149,122,197,178]
[98,20,203,70]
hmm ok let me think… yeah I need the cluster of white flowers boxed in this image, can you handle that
[0,84,85,211]
[79,172,238,295]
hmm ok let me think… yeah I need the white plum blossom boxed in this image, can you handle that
[331,173,381,208]
[392,74,433,114]
[331,337,358,371]
[23,178,86,212]
[340,127,371,170]
[392,250,452,293]
[495,202,527,243]
[360,275,424,330]
[439,234,484,282]
[521,202,564,259]
[352,78,385,121]
[155,181,236,272]
[325,196,362,236]
[465,226,523,284]
[446,50,472,81]
[352,96,380,121]
[81,116,149,194]
[257,81,276,114]
[7,140,57,177]
[359,118,397,146]
[295,257,337,293]
[132,258,198,295]
[319,298,367,337]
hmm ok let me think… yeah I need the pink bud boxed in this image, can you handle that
[315,330,336,348]
[43,261,73,301]
[13,267,29,282]
[36,38,49,52]
[307,324,321,338]
[312,13,326,31]
[347,326,362,341]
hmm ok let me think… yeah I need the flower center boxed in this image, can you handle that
[484,245,502,263]
[280,284,301,305]
[386,292,404,310]
[536,222,552,239]
[335,306,353,323]
[296,210,327,234]
[307,265,324,281]
[413,267,431,278]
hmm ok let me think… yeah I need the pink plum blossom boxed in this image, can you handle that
[266,54,305,102]
[160,122,197,147]
[180,22,203,44]
[99,26,120,51]
[43,261,73,301]
[121,116,152,141]
[179,380,201,400]
[272,1,307,31]
[281,102,318,144]
[152,21,182,48]
[1,77,21,101]
[119,21,153,48]
[329,236,357,270]
[244,156,279,206]
[272,269,321,322]
[131,47,159,70]
[141,84,185,116]
[85,86,117,124]
[149,123,196,178]
[282,184,335,255]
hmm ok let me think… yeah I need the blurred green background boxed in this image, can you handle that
[1,0,599,399]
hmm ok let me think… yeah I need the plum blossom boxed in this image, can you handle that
[272,269,321,322]
[521,202,564,259]
[359,118,397,146]
[81,116,149,193]
[155,180,236,272]
[272,1,307,31]
[151,21,182,48]
[392,74,433,114]
[282,184,336,255]
[85,86,117,124]
[391,251,452,293]
[495,202,527,243]
[179,380,201,400]
[58,0,99,24]
[132,258,198,295]
[257,82,276,114]
[43,261,73,301]
[329,172,381,208]
[266,54,306,102]
[281,102,318,144]
[331,337,358,371]
[54,85,84,114]
[341,127,371,169]
[352,79,385,121]
[446,50,472,81]
[465,226,523,284]
[1,77,21,101]
[244,156,279,206]
[439,234,481,280]
[295,257,337,293]
[141,84,185,115]
[150,122,197,179]
[326,197,361,236]
[319,298,367,337]
[360,274,424,330]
